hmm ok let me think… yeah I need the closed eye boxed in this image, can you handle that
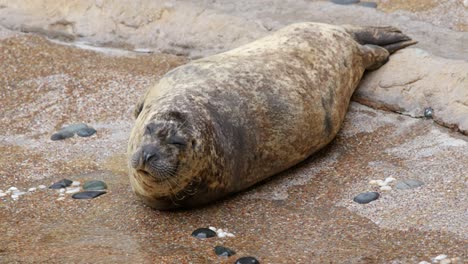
[167,135,187,147]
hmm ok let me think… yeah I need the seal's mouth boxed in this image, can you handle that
[131,146,180,182]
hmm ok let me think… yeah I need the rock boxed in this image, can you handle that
[359,2,377,8]
[214,245,236,257]
[83,180,107,191]
[235,256,260,264]
[49,179,73,189]
[72,191,106,199]
[76,127,96,137]
[65,187,81,194]
[424,107,434,118]
[331,0,360,4]
[395,179,424,190]
[433,254,448,261]
[353,192,380,204]
[71,181,81,187]
[51,123,96,140]
[355,48,468,135]
[384,177,396,184]
[380,186,392,191]
[50,130,74,141]
[28,187,37,192]
[191,228,217,239]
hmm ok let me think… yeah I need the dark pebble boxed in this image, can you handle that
[359,1,377,8]
[191,228,217,239]
[76,127,97,137]
[331,0,360,5]
[235,257,260,264]
[424,107,434,118]
[396,179,424,190]
[214,246,236,257]
[72,191,106,199]
[353,192,380,204]
[83,180,107,191]
[49,179,73,189]
[50,130,74,141]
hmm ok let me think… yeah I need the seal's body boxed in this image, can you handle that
[128,23,416,209]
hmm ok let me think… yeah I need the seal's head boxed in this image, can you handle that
[128,110,208,210]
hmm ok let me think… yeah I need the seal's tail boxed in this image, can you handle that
[344,25,417,54]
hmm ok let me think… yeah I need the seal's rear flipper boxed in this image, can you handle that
[343,25,418,54]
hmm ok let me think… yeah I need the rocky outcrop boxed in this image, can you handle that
[355,48,468,135]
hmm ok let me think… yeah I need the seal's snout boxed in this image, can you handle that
[142,144,160,163]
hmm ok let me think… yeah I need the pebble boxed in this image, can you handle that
[59,188,66,193]
[191,228,217,239]
[76,127,97,137]
[38,185,47,189]
[49,179,73,189]
[50,130,74,141]
[384,177,396,184]
[359,1,377,8]
[424,107,434,118]
[72,191,106,199]
[433,254,448,261]
[380,186,392,191]
[331,0,360,4]
[65,187,81,194]
[83,180,107,191]
[353,192,380,204]
[7,187,18,192]
[235,256,260,264]
[396,179,424,190]
[51,123,97,140]
[0,193,7,197]
[209,226,217,231]
[28,187,37,192]
[214,246,236,257]
[71,181,81,187]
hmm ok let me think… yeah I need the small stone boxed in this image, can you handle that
[353,192,380,204]
[235,256,260,264]
[380,186,392,191]
[49,179,73,189]
[83,180,107,191]
[331,0,360,4]
[434,255,448,261]
[76,127,97,137]
[50,130,74,141]
[71,181,81,187]
[214,246,236,257]
[424,107,434,118]
[218,232,226,238]
[72,191,106,199]
[384,177,396,184]
[191,228,217,239]
[7,187,18,192]
[359,1,377,8]
[65,187,81,194]
[28,187,37,192]
[0,193,7,197]
[396,179,424,190]
[376,180,387,186]
[209,226,217,231]
[38,185,47,189]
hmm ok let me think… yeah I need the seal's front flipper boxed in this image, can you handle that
[343,25,417,54]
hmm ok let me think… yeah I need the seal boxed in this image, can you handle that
[128,22,416,210]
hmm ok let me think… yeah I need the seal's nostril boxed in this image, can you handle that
[142,145,159,163]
